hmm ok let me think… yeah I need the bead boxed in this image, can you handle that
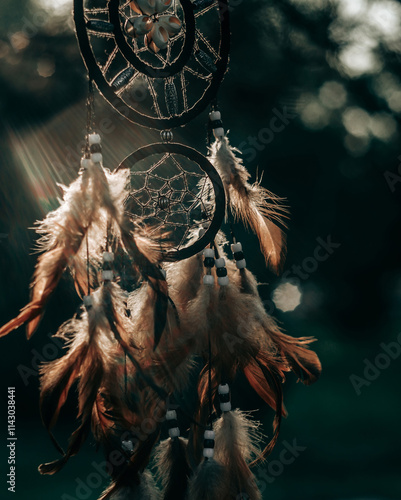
[203,248,214,258]
[91,152,103,164]
[203,257,215,268]
[218,276,229,286]
[218,383,229,394]
[231,242,242,253]
[83,295,93,308]
[210,119,223,129]
[86,20,114,33]
[103,252,114,263]
[195,49,217,74]
[80,158,92,170]
[233,251,244,261]
[203,274,214,286]
[220,401,232,412]
[203,447,214,458]
[158,195,169,210]
[165,79,179,115]
[213,127,225,139]
[88,133,101,145]
[102,270,113,281]
[204,430,215,440]
[166,410,177,420]
[160,130,173,142]
[215,257,225,268]
[203,439,215,449]
[236,259,246,270]
[121,440,134,452]
[111,67,136,89]
[168,427,180,438]
[216,267,227,278]
[209,110,221,121]
[218,392,230,403]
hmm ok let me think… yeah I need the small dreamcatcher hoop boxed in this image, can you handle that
[74,0,230,129]
[115,142,225,261]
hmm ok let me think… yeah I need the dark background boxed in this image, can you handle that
[1,0,401,499]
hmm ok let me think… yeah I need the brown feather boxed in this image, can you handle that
[210,137,288,273]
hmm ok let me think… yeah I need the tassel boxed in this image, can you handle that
[154,436,191,500]
[210,136,288,273]
[214,409,262,500]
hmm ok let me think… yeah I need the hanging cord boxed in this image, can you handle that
[207,327,213,427]
[85,79,95,295]
[206,98,218,154]
[85,78,95,157]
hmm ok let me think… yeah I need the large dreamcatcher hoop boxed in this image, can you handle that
[116,141,225,261]
[74,0,230,129]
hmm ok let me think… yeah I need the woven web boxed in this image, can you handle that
[126,153,214,251]
[84,0,222,120]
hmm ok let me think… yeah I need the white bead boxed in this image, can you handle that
[204,430,215,440]
[213,127,225,139]
[203,274,214,286]
[236,259,246,270]
[209,110,221,121]
[121,440,134,452]
[215,258,225,268]
[220,401,232,412]
[218,276,229,286]
[218,383,229,395]
[80,158,92,169]
[88,133,101,145]
[203,248,214,258]
[168,427,180,438]
[103,251,114,262]
[198,228,206,238]
[91,152,103,163]
[102,270,113,281]
[203,447,214,458]
[83,295,92,307]
[231,242,242,253]
[166,410,177,421]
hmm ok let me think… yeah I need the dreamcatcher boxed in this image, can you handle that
[0,1,321,498]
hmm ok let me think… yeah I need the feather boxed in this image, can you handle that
[214,410,262,500]
[101,470,160,500]
[210,137,288,273]
[154,437,191,500]
[187,459,228,500]
[38,289,116,474]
